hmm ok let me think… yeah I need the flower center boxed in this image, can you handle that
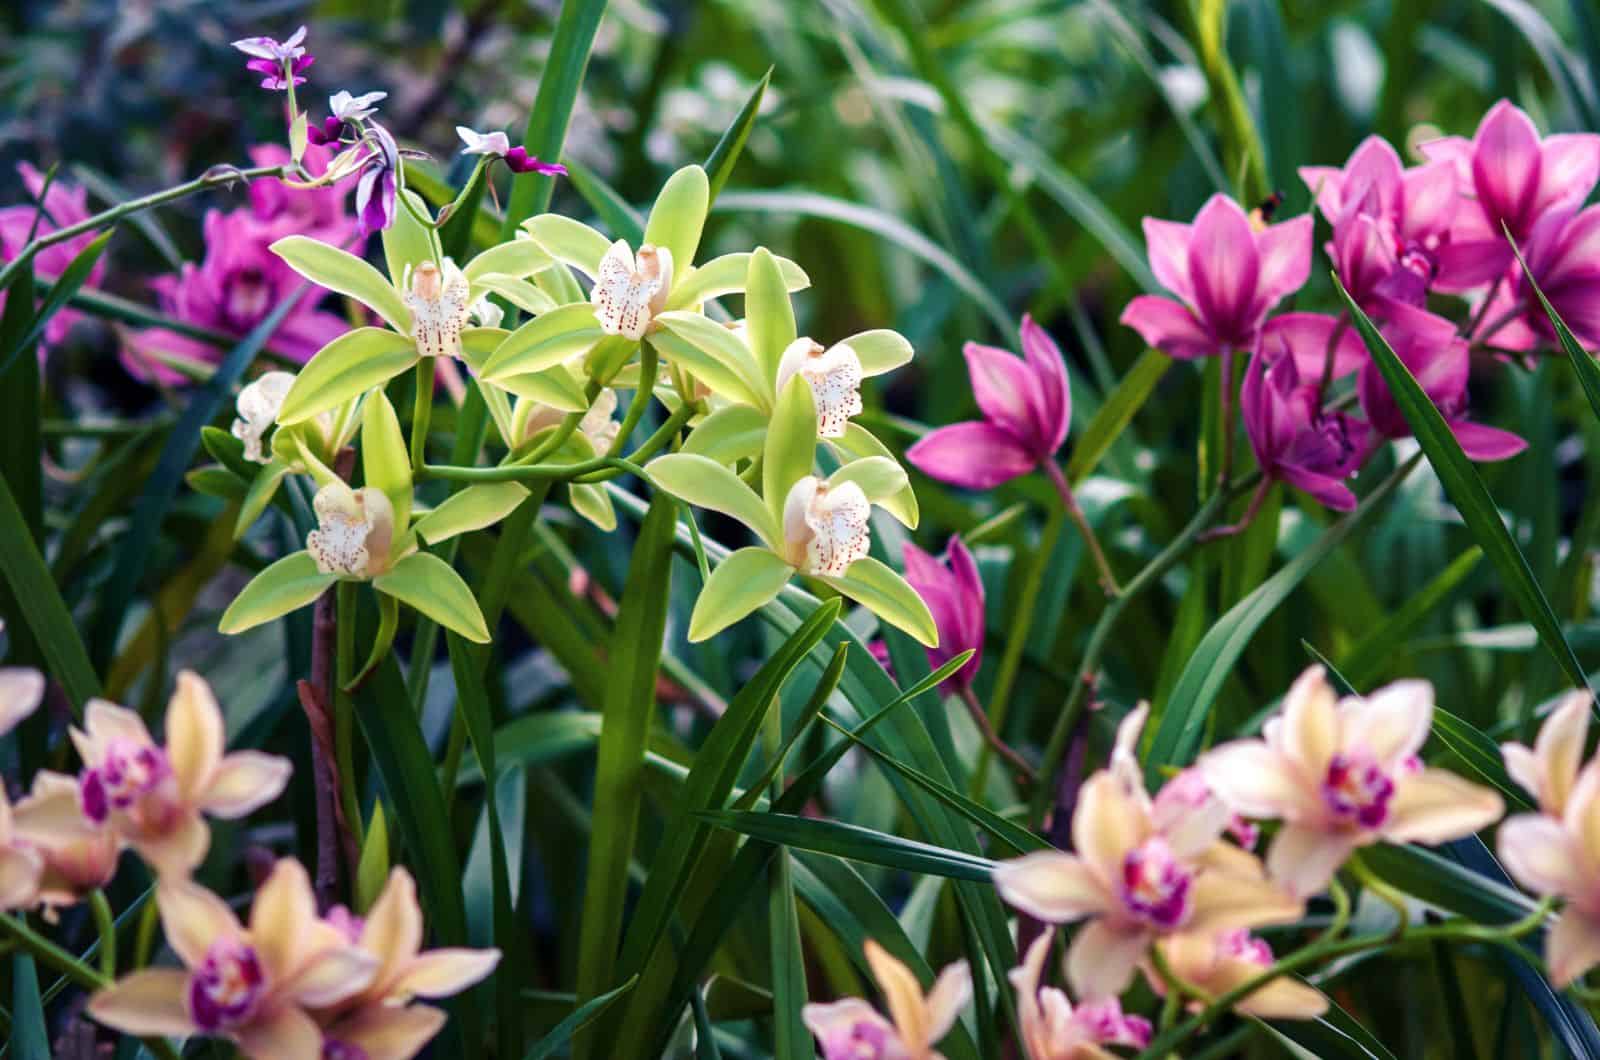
[187,939,265,1033]
[1119,837,1193,930]
[223,268,273,332]
[1321,750,1395,829]
[79,740,172,825]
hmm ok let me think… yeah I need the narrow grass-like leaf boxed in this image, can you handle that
[11,953,48,1060]
[1337,547,1483,687]
[705,67,772,203]
[1340,279,1591,694]
[1,230,111,372]
[523,976,638,1060]
[1264,1003,1399,1060]
[769,848,810,1060]
[1066,348,1170,484]
[698,811,996,881]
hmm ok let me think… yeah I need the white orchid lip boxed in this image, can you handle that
[776,338,863,438]
[231,371,296,463]
[456,126,511,157]
[782,475,870,577]
[403,259,471,360]
[330,90,387,122]
[593,240,673,341]
[307,484,396,578]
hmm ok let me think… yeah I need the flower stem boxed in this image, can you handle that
[334,581,367,862]
[957,686,1036,784]
[1462,274,1505,339]
[1349,851,1412,935]
[1044,461,1120,595]
[89,890,116,979]
[1196,476,1271,542]
[422,402,696,484]
[1217,348,1237,487]
[411,356,434,471]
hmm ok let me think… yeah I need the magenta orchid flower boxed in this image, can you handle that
[906,314,1070,489]
[231,26,313,91]
[1420,99,1600,291]
[802,940,970,1060]
[0,164,109,351]
[1121,193,1312,359]
[993,706,1302,999]
[1144,930,1327,1020]
[355,125,401,234]
[246,143,364,246]
[1242,319,1367,513]
[1201,666,1505,900]
[901,536,984,692]
[1477,201,1600,352]
[1356,304,1526,462]
[1300,135,1457,311]
[1011,932,1151,1060]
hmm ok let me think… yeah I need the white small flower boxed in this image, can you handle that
[776,338,863,438]
[580,388,621,453]
[329,90,387,122]
[782,475,870,577]
[307,483,395,578]
[402,260,471,360]
[592,240,673,341]
[468,296,504,330]
[231,371,296,463]
[231,25,307,61]
[457,126,511,158]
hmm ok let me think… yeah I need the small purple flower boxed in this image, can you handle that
[305,115,346,147]
[504,146,568,176]
[1357,303,1527,462]
[355,125,401,234]
[456,127,568,175]
[901,536,985,692]
[1321,750,1397,829]
[906,314,1070,490]
[231,26,313,91]
[1120,837,1194,930]
[1482,201,1600,352]
[187,938,266,1032]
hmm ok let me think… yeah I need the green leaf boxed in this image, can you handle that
[523,976,639,1060]
[1066,348,1170,484]
[643,164,710,277]
[465,234,552,286]
[521,215,613,278]
[699,811,995,881]
[1145,456,1414,779]
[667,252,809,311]
[570,480,617,531]
[1,230,112,372]
[680,404,768,464]
[11,954,48,1060]
[482,303,604,379]
[573,491,676,1059]
[472,274,559,317]
[1340,281,1591,694]
[218,551,337,635]
[0,473,97,709]
[688,546,795,642]
[355,803,390,913]
[278,328,420,425]
[1264,1005,1399,1060]
[832,423,919,529]
[374,552,492,643]
[234,458,290,539]
[492,363,589,412]
[271,235,409,331]
[646,329,766,409]
[765,375,817,525]
[827,457,910,515]
[382,189,442,287]
[186,465,247,500]
[654,311,771,406]
[647,453,780,546]
[704,67,771,204]
[413,482,531,545]
[1431,704,1535,813]
[1337,547,1483,687]
[843,329,914,377]
[745,247,796,384]
[821,556,938,647]
[361,389,412,532]
[769,849,810,1060]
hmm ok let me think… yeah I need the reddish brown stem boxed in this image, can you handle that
[958,685,1036,785]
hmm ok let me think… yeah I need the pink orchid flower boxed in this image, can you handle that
[1300,135,1458,311]
[247,143,366,248]
[1200,665,1505,899]
[1476,200,1600,352]
[314,867,501,1060]
[0,164,109,351]
[89,860,377,1058]
[12,771,119,911]
[801,940,971,1060]
[906,314,1070,490]
[993,705,1302,999]
[1121,194,1312,360]
[902,536,985,692]
[0,669,48,911]
[70,671,292,877]
[122,207,352,385]
[1011,932,1151,1060]
[1143,929,1327,1020]
[1242,319,1368,513]
[1420,99,1600,291]
[1356,303,1526,462]
[1497,691,1600,986]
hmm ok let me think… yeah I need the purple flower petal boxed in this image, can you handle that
[907,421,1036,490]
[1120,294,1217,360]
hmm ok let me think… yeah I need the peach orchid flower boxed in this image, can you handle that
[314,867,501,1060]
[994,706,1302,999]
[1200,666,1505,899]
[12,770,119,911]
[0,668,47,909]
[70,671,292,876]
[89,860,377,1058]
[1143,929,1327,1020]
[1010,933,1151,1060]
[1497,691,1600,986]
[801,940,971,1060]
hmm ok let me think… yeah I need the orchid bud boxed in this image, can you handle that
[231,371,296,464]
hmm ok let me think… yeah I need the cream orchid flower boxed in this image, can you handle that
[307,482,398,578]
[401,259,472,360]
[0,666,44,734]
[1498,691,1600,986]
[70,671,292,876]
[1010,933,1151,1060]
[89,861,378,1059]
[801,940,970,1060]
[0,668,45,910]
[1200,666,1505,899]
[232,371,297,463]
[1144,929,1327,1020]
[776,337,864,438]
[782,475,871,577]
[12,770,119,911]
[993,706,1302,999]
[313,867,501,1060]
[593,239,673,340]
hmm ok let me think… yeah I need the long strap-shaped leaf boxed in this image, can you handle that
[572,491,676,1060]
[1338,277,1592,697]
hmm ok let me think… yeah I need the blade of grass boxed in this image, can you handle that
[705,68,772,203]
[0,472,99,710]
[698,811,996,881]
